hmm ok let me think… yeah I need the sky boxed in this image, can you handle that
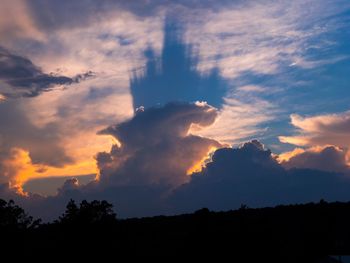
[0,0,350,220]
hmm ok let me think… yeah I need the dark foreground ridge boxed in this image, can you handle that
[1,199,350,261]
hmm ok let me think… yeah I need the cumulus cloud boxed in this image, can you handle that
[278,111,350,171]
[170,140,350,213]
[97,102,221,187]
[0,102,222,219]
[280,146,350,173]
[0,46,93,98]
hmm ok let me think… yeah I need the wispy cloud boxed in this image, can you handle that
[183,0,350,78]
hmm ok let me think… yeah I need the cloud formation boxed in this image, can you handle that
[170,140,350,213]
[0,46,93,98]
[279,112,350,148]
[0,99,77,192]
[3,137,350,221]
[278,111,350,171]
[97,102,221,187]
[280,146,350,174]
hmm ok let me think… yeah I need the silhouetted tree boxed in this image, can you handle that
[0,199,40,229]
[58,199,117,225]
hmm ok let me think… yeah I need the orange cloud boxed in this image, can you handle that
[277,147,305,163]
[279,112,350,148]
[1,147,96,195]
[0,133,117,195]
[186,146,218,175]
[278,145,350,173]
[279,111,350,170]
[2,148,35,195]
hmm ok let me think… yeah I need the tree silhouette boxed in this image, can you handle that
[58,199,117,225]
[0,199,40,229]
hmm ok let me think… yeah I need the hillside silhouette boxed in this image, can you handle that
[1,198,350,261]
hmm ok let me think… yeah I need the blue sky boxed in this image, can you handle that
[0,0,350,219]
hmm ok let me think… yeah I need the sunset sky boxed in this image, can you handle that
[1,0,350,220]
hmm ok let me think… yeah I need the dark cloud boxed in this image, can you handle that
[0,46,93,98]
[169,141,350,213]
[281,146,350,174]
[97,102,221,187]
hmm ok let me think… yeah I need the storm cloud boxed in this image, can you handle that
[170,140,350,214]
[97,102,221,187]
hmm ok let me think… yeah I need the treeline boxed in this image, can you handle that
[1,198,350,261]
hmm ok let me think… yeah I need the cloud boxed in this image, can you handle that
[0,102,222,220]
[182,0,349,78]
[279,111,350,148]
[0,46,93,98]
[279,146,350,173]
[97,102,221,187]
[0,0,45,44]
[0,100,72,169]
[0,99,78,193]
[169,140,350,213]
[278,111,350,171]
